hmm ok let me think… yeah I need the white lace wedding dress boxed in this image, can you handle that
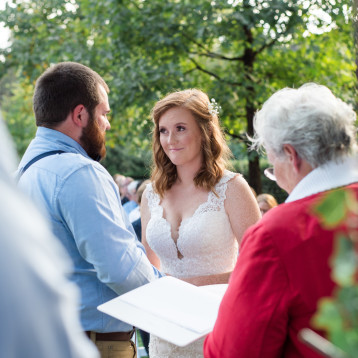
[145,170,239,358]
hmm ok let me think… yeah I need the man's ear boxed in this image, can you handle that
[283,144,301,173]
[72,105,89,128]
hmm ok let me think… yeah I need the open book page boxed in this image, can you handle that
[98,276,227,347]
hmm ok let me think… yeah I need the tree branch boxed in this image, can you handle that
[189,51,245,61]
[183,32,244,62]
[253,37,278,56]
[183,67,197,75]
[189,58,241,86]
[182,32,210,51]
[225,131,248,142]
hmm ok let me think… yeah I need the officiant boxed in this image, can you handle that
[204,83,358,357]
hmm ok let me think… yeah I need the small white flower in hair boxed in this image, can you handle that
[208,98,221,116]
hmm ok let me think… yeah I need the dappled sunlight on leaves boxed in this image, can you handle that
[330,235,357,287]
[312,188,358,356]
[312,188,358,229]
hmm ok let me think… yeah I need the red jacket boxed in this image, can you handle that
[204,184,358,357]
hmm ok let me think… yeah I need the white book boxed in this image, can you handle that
[97,276,227,347]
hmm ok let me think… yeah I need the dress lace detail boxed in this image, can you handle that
[145,170,239,358]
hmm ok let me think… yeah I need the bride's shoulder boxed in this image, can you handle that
[143,182,161,206]
[225,174,256,209]
[144,181,153,192]
[222,170,253,195]
[218,170,243,185]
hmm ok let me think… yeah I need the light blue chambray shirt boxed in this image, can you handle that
[17,127,162,333]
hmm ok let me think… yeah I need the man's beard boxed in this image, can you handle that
[80,113,106,161]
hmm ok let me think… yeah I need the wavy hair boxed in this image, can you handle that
[151,89,231,197]
[250,83,357,167]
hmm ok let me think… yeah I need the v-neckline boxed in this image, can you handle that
[149,171,231,259]
[157,191,212,259]
[159,191,211,241]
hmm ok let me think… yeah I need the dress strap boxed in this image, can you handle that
[217,170,237,185]
[200,170,240,213]
[215,171,236,207]
[145,183,161,214]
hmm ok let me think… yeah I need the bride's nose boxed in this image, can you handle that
[168,131,177,144]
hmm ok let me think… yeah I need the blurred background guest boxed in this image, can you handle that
[113,174,133,205]
[256,193,278,215]
[123,179,139,216]
[132,179,151,237]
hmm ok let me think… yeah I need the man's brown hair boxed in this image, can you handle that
[33,62,109,128]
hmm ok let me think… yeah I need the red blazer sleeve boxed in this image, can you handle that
[204,224,290,357]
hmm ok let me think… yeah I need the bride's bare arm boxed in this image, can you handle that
[179,175,261,287]
[225,175,261,245]
[141,189,161,270]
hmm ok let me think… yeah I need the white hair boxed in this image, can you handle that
[250,83,357,167]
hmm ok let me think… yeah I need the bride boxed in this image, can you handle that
[141,89,261,357]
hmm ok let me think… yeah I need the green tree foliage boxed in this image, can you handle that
[0,0,355,192]
[310,188,358,357]
[0,74,36,155]
[101,145,152,179]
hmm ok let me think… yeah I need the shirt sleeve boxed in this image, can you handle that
[57,163,162,295]
[204,224,290,358]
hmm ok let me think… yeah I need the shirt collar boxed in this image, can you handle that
[286,154,358,203]
[36,127,88,157]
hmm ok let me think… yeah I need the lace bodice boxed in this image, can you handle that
[146,170,239,358]
[145,170,239,277]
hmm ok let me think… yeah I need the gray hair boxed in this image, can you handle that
[250,83,357,168]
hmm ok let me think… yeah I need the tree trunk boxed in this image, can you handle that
[243,25,262,194]
[248,154,261,195]
[245,94,262,194]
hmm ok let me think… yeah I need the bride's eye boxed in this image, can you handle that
[177,126,185,131]
[159,128,167,134]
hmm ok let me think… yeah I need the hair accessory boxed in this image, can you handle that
[208,98,221,116]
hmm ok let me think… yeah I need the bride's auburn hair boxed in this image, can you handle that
[151,89,232,198]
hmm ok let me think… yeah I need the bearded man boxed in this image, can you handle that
[17,62,162,358]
